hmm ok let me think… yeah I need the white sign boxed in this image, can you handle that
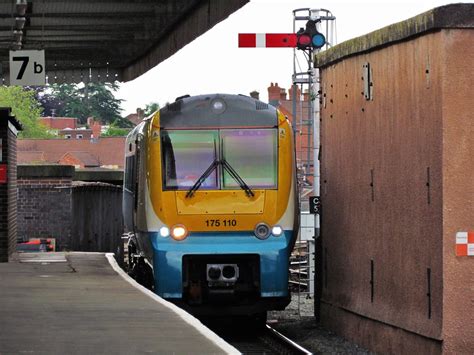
[9,50,46,86]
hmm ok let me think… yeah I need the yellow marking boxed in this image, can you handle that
[176,190,265,215]
[147,109,295,232]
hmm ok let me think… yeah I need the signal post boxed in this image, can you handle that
[239,9,335,319]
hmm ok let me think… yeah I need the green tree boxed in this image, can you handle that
[40,82,125,126]
[83,82,123,125]
[101,125,131,137]
[0,86,53,138]
[144,102,160,116]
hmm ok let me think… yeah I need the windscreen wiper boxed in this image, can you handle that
[186,139,255,198]
[186,139,218,198]
[185,159,219,198]
[221,159,255,197]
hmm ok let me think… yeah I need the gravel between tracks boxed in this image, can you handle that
[268,295,372,354]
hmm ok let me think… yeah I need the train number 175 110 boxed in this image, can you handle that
[205,219,237,227]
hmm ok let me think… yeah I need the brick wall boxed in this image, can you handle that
[7,125,18,258]
[0,108,22,262]
[17,165,123,253]
[17,165,73,250]
[0,114,8,262]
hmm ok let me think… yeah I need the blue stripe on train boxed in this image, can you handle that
[149,231,293,298]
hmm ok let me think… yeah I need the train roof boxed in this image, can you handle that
[159,94,278,129]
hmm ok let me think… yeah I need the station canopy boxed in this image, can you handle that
[0,0,248,84]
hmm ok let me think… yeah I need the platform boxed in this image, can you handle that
[0,252,238,354]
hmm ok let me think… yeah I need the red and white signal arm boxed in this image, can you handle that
[238,33,297,48]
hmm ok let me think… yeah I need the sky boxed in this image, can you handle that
[115,0,469,115]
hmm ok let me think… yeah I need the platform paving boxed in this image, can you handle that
[0,252,237,354]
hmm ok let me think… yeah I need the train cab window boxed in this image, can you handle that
[162,130,218,189]
[221,129,277,189]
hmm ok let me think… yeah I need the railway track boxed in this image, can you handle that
[206,320,312,355]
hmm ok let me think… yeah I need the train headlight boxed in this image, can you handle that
[254,223,271,240]
[171,224,188,241]
[272,225,283,237]
[159,226,170,238]
[211,99,226,114]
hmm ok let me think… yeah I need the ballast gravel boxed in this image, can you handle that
[268,294,373,354]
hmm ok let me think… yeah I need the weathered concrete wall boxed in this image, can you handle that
[315,4,473,354]
[74,168,123,186]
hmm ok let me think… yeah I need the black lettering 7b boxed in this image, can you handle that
[13,56,29,80]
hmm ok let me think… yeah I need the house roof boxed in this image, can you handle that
[17,151,45,164]
[60,151,100,167]
[125,113,142,126]
[40,117,78,130]
[18,137,125,168]
[59,128,92,134]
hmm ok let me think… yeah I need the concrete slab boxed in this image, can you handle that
[0,252,238,354]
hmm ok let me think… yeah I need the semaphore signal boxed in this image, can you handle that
[238,20,326,50]
[238,33,297,48]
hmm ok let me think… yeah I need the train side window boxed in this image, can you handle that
[124,155,135,192]
[161,133,177,188]
[134,140,141,210]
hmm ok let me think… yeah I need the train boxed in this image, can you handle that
[123,93,299,321]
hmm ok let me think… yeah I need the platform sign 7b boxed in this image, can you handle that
[9,50,46,86]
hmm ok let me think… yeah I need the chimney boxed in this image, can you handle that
[268,82,281,102]
[303,89,310,102]
[250,91,259,100]
[137,108,145,120]
[92,121,101,139]
[288,85,301,101]
[280,88,287,101]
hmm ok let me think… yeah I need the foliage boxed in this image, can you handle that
[35,82,125,126]
[101,125,131,137]
[30,86,62,117]
[144,102,160,116]
[0,86,53,138]
[111,114,134,129]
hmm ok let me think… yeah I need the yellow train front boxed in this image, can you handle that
[123,94,299,317]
